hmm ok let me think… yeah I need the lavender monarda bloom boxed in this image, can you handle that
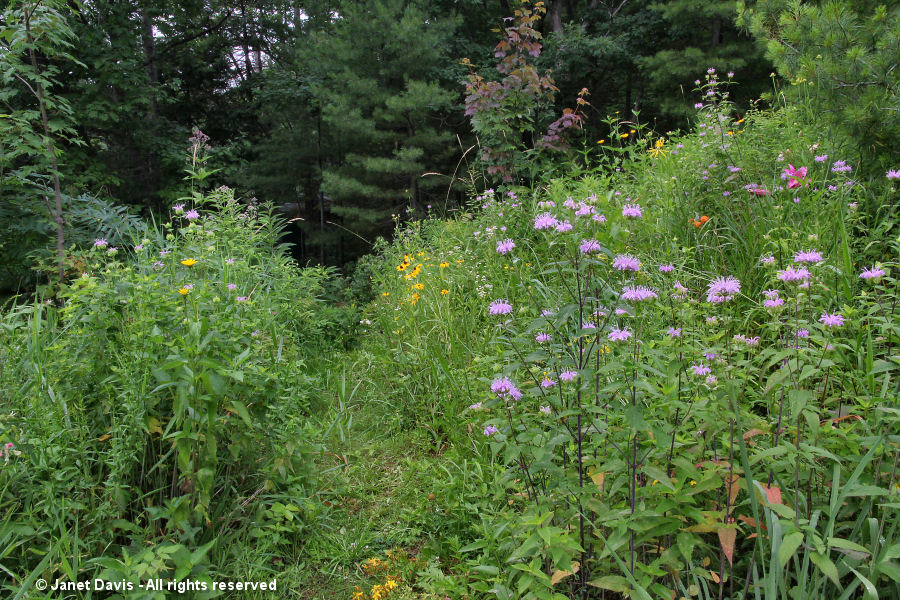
[612,254,640,271]
[541,377,556,388]
[706,276,740,303]
[859,266,886,281]
[535,332,552,343]
[559,370,578,381]
[489,299,513,315]
[622,204,643,218]
[778,266,811,282]
[496,238,515,254]
[691,363,711,376]
[580,239,602,254]
[608,328,632,342]
[555,220,573,233]
[793,249,823,264]
[666,327,682,337]
[659,264,674,273]
[491,376,522,400]
[819,312,845,328]
[534,212,559,230]
[621,285,657,302]
[483,425,499,437]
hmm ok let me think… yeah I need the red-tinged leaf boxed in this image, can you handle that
[725,475,741,506]
[761,485,783,505]
[710,570,721,584]
[718,527,737,566]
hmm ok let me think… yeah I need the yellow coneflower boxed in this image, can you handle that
[620,132,629,138]
[439,262,449,268]
[181,258,198,267]
[382,292,390,297]
[178,287,190,295]
[413,283,424,290]
[441,289,449,295]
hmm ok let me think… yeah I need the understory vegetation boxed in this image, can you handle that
[2,1,899,599]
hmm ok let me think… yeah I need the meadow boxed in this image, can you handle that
[2,72,899,600]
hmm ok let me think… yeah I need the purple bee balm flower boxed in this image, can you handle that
[666,327,682,337]
[541,309,555,317]
[580,239,602,254]
[468,402,482,410]
[489,299,513,315]
[575,204,594,217]
[694,102,704,109]
[831,160,852,173]
[236,296,248,302]
[540,405,551,415]
[659,264,674,272]
[760,255,775,265]
[814,155,828,163]
[778,266,811,282]
[705,375,718,385]
[887,169,900,180]
[705,316,718,325]
[691,363,711,376]
[184,209,200,220]
[592,214,607,223]
[564,198,578,209]
[541,377,556,388]
[93,238,108,248]
[612,254,640,271]
[535,332,552,343]
[227,283,237,290]
[762,289,780,300]
[764,297,785,309]
[225,258,235,264]
[491,377,522,400]
[706,275,740,303]
[672,282,690,298]
[621,285,658,302]
[819,312,845,328]
[582,321,597,330]
[538,200,556,208]
[744,336,760,347]
[160,249,171,256]
[860,266,886,280]
[793,249,823,264]
[496,238,515,254]
[534,212,559,230]
[622,204,643,218]
[560,370,578,382]
[172,203,185,212]
[796,329,810,338]
[555,220,573,233]
[152,261,164,269]
[615,308,628,316]
[703,351,719,360]
[134,244,144,251]
[483,425,499,437]
[608,328,632,342]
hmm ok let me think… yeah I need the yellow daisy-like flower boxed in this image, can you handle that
[620,132,629,138]
[178,288,190,295]
[439,262,449,268]
[382,292,390,297]
[397,263,408,271]
[441,289,449,295]
[386,579,398,590]
[181,259,198,267]
[413,283,424,290]
[410,293,420,304]
[416,251,425,256]
[597,139,605,144]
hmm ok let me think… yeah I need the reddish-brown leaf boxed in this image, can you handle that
[718,527,737,566]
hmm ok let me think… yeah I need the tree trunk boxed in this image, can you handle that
[711,16,721,47]
[550,0,564,34]
[25,8,66,283]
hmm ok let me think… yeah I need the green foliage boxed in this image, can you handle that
[738,0,900,172]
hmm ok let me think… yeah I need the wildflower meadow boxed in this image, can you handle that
[1,1,899,599]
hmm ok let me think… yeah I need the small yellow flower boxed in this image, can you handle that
[620,132,629,138]
[386,578,398,590]
[441,289,449,295]
[413,283,424,290]
[690,480,697,486]
[416,251,425,256]
[726,131,734,136]
[382,292,390,297]
[597,139,605,144]
[178,287,190,295]
[181,258,198,267]
[397,263,408,271]
[410,293,420,304]
[439,262,449,268]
